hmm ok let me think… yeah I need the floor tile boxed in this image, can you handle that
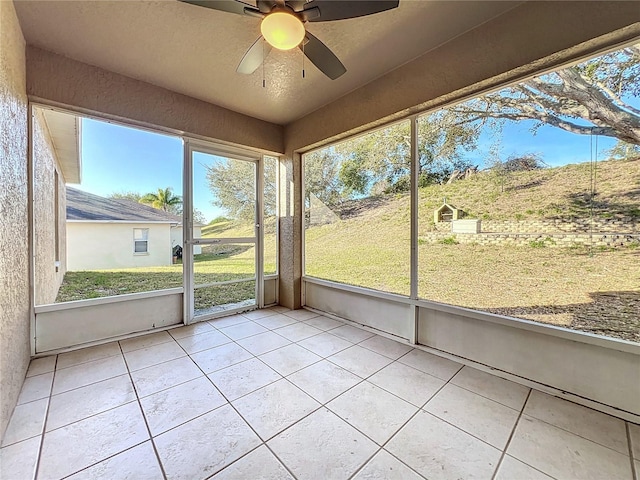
[169,321,215,340]
[253,313,298,330]
[120,331,174,353]
[266,306,291,314]
[495,455,554,480]
[57,342,121,369]
[297,331,352,357]
[268,407,378,480]
[0,436,40,480]
[259,344,322,376]
[424,384,520,449]
[508,415,632,480]
[274,322,323,342]
[524,390,628,454]
[451,366,530,410]
[397,349,462,381]
[328,345,392,378]
[287,360,362,404]
[17,372,53,405]
[282,309,320,321]
[175,329,231,354]
[233,379,320,440]
[66,441,164,480]
[131,356,203,397]
[629,422,640,459]
[330,324,375,343]
[303,316,344,331]
[208,314,250,329]
[190,343,253,374]
[47,374,136,431]
[236,331,291,356]
[368,361,445,407]
[26,356,56,377]
[328,381,417,445]
[359,335,413,360]
[387,410,501,480]
[141,376,227,436]
[208,358,282,401]
[1,398,48,447]
[155,404,261,480]
[353,450,423,480]
[242,309,278,321]
[38,402,149,479]
[123,340,186,371]
[212,445,293,479]
[218,321,267,340]
[52,354,127,394]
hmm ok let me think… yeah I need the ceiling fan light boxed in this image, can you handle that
[261,12,305,51]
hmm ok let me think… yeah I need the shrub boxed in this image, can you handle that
[439,236,459,245]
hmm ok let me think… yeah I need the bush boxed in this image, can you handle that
[439,236,459,245]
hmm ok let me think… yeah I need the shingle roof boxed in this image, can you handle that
[66,187,183,223]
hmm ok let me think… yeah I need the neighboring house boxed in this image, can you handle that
[66,187,201,271]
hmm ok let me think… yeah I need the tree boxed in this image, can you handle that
[451,43,640,145]
[139,187,182,212]
[334,111,481,196]
[205,159,277,222]
[109,191,142,202]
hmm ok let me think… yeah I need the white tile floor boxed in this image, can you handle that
[1,307,638,480]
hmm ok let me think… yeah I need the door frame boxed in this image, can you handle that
[183,138,265,324]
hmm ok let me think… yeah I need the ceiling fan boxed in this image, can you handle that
[180,0,400,80]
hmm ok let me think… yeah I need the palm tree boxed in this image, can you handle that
[139,187,182,212]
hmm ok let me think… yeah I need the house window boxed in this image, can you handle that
[133,228,149,254]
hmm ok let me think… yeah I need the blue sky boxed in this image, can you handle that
[74,114,622,223]
[73,119,228,222]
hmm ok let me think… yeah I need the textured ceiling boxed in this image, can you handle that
[15,0,520,124]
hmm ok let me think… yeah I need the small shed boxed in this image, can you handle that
[434,202,462,223]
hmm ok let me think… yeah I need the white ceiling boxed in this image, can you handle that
[15,0,520,125]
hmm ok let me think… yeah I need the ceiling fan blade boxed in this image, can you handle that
[237,36,272,74]
[304,0,399,22]
[179,0,260,16]
[299,32,346,80]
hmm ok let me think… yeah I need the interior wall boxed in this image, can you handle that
[0,0,30,439]
[33,107,66,305]
[25,47,284,155]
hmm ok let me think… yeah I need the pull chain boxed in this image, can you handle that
[302,40,305,79]
[262,39,266,88]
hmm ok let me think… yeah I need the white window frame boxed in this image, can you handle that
[133,228,149,254]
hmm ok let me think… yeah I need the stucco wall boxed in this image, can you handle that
[67,222,173,271]
[25,47,284,155]
[33,107,66,305]
[0,0,30,439]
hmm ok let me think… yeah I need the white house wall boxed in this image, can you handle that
[67,222,172,270]
[33,107,66,305]
[0,0,29,438]
[170,225,202,255]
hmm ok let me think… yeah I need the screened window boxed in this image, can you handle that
[133,228,149,254]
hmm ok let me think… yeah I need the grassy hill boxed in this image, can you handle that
[334,156,640,224]
[304,158,639,341]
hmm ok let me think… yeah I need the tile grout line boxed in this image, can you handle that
[117,342,169,480]
[627,422,638,480]
[32,354,58,480]
[490,388,533,480]
[345,367,455,480]
[171,338,301,480]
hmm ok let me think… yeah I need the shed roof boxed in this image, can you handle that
[66,187,183,223]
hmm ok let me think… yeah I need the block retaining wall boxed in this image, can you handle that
[420,232,640,248]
